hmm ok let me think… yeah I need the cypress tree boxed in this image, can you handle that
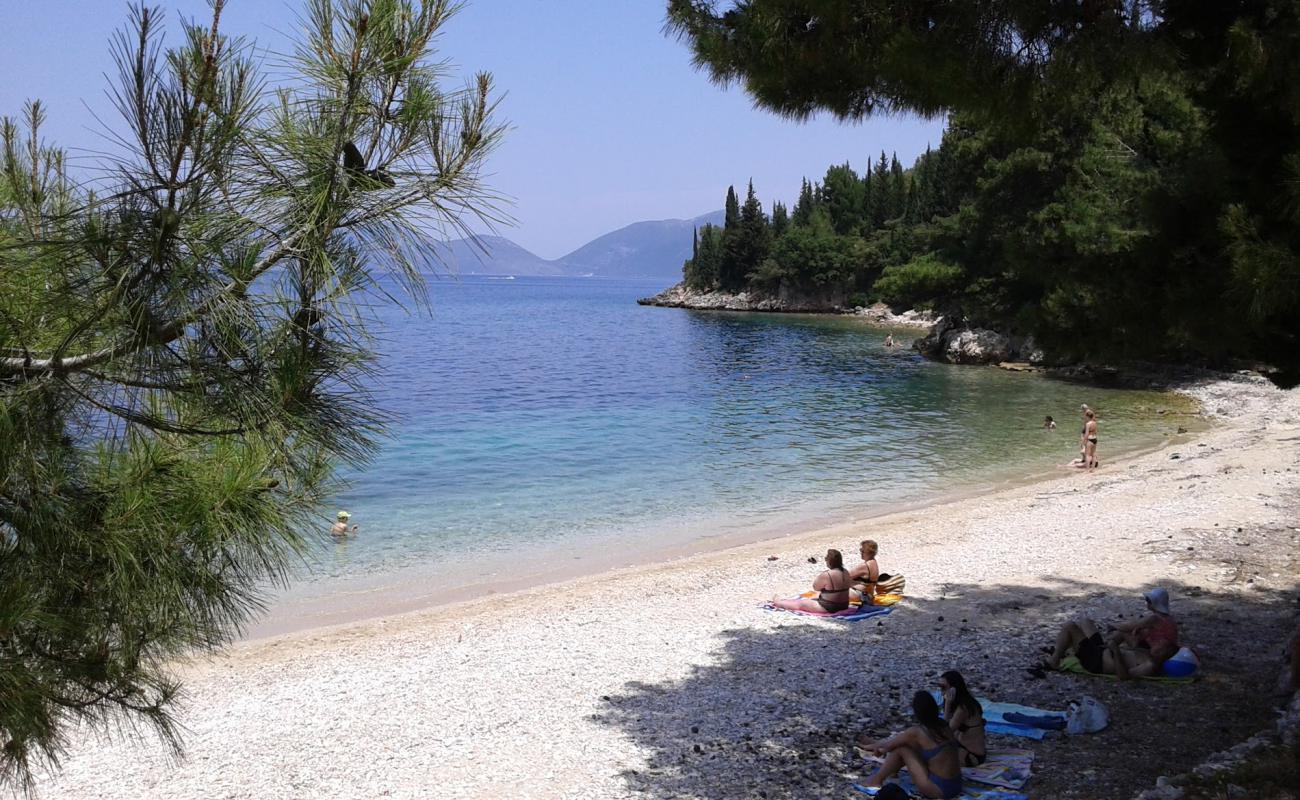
[822,162,865,235]
[889,153,907,220]
[720,185,745,289]
[771,201,789,237]
[723,185,740,229]
[685,223,723,289]
[870,151,891,228]
[737,180,772,284]
[791,178,815,227]
[862,157,875,230]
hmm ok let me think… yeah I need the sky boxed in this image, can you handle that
[0,1,946,260]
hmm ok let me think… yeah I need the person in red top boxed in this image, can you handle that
[1045,588,1179,679]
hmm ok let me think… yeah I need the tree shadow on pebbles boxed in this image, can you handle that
[593,577,1298,800]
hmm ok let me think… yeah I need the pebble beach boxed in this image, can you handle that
[32,375,1300,800]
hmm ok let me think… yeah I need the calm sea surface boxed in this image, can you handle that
[271,276,1193,618]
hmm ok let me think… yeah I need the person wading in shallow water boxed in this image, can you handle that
[1075,404,1091,465]
[1083,409,1099,469]
[331,511,359,539]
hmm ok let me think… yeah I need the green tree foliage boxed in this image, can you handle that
[684,223,723,289]
[791,179,816,227]
[820,163,864,235]
[873,254,965,308]
[667,0,1300,369]
[0,0,504,789]
[770,201,789,238]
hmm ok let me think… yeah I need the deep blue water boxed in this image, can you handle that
[302,276,1185,586]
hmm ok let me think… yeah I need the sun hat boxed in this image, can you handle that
[1143,587,1171,615]
[337,511,351,521]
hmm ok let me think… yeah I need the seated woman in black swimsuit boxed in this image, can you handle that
[939,670,987,767]
[771,548,852,613]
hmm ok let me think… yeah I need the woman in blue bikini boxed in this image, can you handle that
[857,691,963,799]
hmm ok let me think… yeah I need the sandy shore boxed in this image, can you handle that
[31,376,1300,800]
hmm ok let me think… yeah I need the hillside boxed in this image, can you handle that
[558,210,726,279]
[435,211,724,278]
[432,235,564,276]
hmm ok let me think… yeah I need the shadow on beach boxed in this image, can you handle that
[593,574,1298,800]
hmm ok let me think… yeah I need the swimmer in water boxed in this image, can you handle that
[331,510,359,538]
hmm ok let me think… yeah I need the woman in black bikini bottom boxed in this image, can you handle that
[771,548,852,614]
[940,670,987,767]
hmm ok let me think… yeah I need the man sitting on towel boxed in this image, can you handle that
[1045,588,1179,679]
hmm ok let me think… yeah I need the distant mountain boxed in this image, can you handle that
[433,210,724,279]
[558,210,726,279]
[432,235,564,276]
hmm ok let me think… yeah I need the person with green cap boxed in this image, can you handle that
[330,510,359,539]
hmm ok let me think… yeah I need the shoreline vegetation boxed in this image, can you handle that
[656,0,1300,380]
[35,375,1300,799]
[640,282,1148,375]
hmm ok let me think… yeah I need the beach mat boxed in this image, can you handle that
[961,749,1034,790]
[853,774,1029,800]
[930,691,1066,741]
[863,748,1034,790]
[1058,655,1195,683]
[762,592,898,622]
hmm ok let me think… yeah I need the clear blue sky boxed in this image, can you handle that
[0,1,946,259]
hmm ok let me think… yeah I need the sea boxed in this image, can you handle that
[255,275,1197,634]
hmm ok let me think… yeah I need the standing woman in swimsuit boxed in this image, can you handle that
[858,691,964,799]
[940,671,987,767]
[772,549,851,613]
[1084,409,1099,469]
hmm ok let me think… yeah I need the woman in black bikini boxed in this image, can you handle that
[1083,409,1099,469]
[939,670,987,767]
[772,548,852,613]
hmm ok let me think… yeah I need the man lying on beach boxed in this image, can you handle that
[1041,588,1179,679]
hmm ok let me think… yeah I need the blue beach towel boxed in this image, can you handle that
[853,776,1029,800]
[931,692,1067,740]
[863,747,1035,790]
[762,599,894,622]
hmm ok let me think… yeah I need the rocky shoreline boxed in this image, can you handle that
[639,285,1290,387]
[638,282,1039,365]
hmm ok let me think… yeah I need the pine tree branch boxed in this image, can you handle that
[0,231,305,377]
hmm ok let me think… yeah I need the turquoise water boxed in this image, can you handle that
[298,276,1192,591]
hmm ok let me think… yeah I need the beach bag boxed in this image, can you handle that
[1161,646,1200,678]
[876,573,906,594]
[1066,696,1109,735]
